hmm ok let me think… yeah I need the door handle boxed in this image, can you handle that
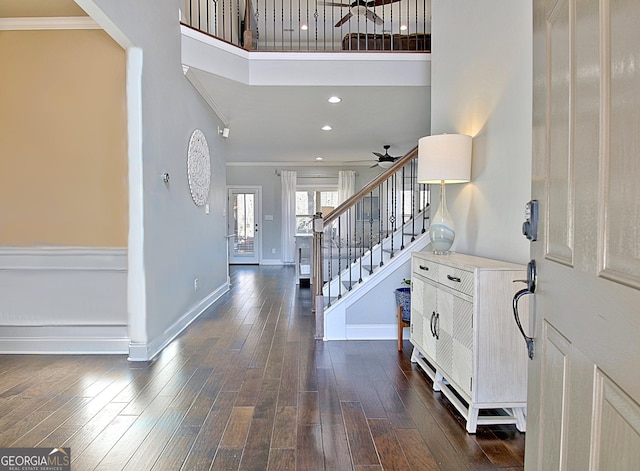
[430,311,436,338]
[512,260,536,359]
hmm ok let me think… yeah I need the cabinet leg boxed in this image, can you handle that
[466,406,479,433]
[410,347,419,363]
[433,371,443,392]
[513,407,527,432]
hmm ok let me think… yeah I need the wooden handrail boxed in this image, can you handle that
[312,145,422,321]
[323,146,418,226]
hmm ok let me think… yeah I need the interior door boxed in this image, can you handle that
[228,187,261,264]
[526,0,640,469]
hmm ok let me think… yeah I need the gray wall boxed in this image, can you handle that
[431,0,532,264]
[226,165,382,263]
[82,0,229,347]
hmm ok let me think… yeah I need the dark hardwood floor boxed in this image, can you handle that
[0,265,525,470]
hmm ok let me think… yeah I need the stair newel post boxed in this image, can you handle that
[411,158,416,242]
[242,0,253,50]
[401,165,406,250]
[312,211,324,339]
[378,184,384,267]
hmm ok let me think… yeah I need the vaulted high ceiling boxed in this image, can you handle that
[4,0,432,167]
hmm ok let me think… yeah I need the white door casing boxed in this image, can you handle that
[527,0,640,469]
[227,186,262,264]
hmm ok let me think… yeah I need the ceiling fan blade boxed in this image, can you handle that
[334,12,353,27]
[366,0,402,7]
[320,1,352,6]
[372,152,385,159]
[365,9,384,25]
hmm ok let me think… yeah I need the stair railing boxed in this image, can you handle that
[312,147,430,336]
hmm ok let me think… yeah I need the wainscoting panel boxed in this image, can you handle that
[0,247,129,354]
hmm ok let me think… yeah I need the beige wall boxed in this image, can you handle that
[0,29,128,247]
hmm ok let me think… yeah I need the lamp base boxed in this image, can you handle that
[429,182,455,255]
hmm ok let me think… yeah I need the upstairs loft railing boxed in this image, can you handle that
[312,147,430,323]
[183,0,431,51]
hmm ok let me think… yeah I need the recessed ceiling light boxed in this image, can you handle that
[315,157,324,161]
[301,24,308,31]
[400,24,408,31]
[322,125,332,131]
[328,96,342,104]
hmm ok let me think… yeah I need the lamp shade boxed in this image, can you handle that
[417,134,472,184]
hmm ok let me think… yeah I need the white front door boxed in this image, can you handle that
[228,187,261,264]
[526,0,640,469]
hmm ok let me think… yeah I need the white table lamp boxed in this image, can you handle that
[417,134,472,254]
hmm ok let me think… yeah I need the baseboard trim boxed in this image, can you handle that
[0,324,129,354]
[260,259,283,266]
[345,323,397,340]
[128,282,230,361]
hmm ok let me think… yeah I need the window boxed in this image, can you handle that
[296,189,338,234]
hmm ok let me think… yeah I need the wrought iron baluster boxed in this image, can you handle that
[369,191,374,274]
[379,184,384,267]
[411,158,416,241]
[358,201,363,283]
[389,172,396,258]
[347,208,352,290]
[337,216,342,299]
[401,165,406,250]
[326,224,332,307]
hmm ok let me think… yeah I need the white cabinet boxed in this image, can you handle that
[410,252,528,433]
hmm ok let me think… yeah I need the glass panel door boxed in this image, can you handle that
[228,188,261,264]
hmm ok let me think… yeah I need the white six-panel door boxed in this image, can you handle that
[527,0,640,469]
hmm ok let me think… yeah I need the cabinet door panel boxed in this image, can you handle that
[452,297,473,397]
[410,277,425,351]
[422,281,438,360]
[411,306,423,352]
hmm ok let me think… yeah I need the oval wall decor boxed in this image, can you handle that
[186,129,211,207]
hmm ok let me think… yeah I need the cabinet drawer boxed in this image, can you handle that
[412,257,439,282]
[438,266,474,296]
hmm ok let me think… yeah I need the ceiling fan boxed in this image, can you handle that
[345,145,401,168]
[321,0,403,28]
[372,144,401,168]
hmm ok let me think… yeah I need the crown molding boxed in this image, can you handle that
[0,17,100,31]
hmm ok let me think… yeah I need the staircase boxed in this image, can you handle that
[312,147,432,340]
